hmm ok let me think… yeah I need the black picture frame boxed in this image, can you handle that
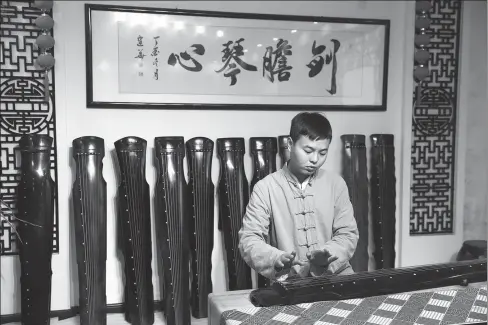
[85,4,390,111]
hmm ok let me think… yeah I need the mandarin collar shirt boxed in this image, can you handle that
[238,163,359,279]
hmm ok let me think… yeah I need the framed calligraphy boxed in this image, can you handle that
[85,4,390,111]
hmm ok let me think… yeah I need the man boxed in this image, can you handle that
[238,112,358,280]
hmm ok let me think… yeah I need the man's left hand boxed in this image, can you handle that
[306,248,338,267]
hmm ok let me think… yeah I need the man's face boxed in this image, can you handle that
[289,135,330,177]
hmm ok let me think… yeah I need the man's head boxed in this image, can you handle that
[288,112,332,180]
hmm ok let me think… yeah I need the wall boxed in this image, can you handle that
[398,1,486,267]
[0,0,479,316]
[462,0,488,241]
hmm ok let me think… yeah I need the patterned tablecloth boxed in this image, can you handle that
[221,285,487,325]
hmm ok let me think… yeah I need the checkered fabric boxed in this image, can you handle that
[221,285,487,325]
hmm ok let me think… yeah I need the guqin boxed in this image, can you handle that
[250,259,487,307]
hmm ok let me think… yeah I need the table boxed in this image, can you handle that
[208,282,487,325]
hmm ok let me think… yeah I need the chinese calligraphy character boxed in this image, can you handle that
[306,39,341,95]
[135,49,146,59]
[135,35,146,76]
[152,36,160,80]
[168,44,205,72]
[262,39,293,83]
[152,36,160,57]
[215,38,257,86]
[137,35,144,47]
[135,34,146,59]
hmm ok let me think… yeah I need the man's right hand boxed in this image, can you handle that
[274,251,306,271]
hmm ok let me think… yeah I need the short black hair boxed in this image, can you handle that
[289,112,333,142]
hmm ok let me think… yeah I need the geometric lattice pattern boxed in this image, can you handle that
[221,285,487,325]
[0,1,59,254]
[410,0,461,234]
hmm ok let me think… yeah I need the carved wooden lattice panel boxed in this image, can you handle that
[0,0,59,254]
[410,0,461,234]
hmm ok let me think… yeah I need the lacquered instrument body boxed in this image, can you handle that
[114,136,154,325]
[278,135,290,167]
[154,137,191,325]
[341,134,369,272]
[370,134,396,269]
[249,137,277,288]
[217,138,252,290]
[186,137,214,318]
[17,135,55,325]
[250,259,488,307]
[72,136,107,325]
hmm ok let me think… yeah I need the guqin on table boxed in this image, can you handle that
[250,259,487,307]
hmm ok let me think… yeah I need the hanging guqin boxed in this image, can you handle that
[217,138,252,291]
[154,137,191,325]
[114,136,154,325]
[72,136,107,325]
[186,137,214,319]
